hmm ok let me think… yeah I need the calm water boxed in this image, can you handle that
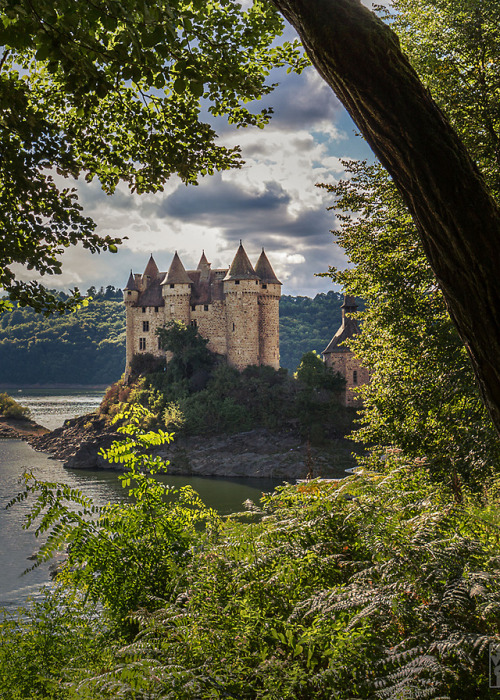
[0,391,279,609]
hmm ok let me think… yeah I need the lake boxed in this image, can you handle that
[0,390,280,610]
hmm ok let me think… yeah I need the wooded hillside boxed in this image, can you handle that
[0,290,343,384]
[0,289,126,385]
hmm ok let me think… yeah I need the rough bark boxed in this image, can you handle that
[270,0,500,434]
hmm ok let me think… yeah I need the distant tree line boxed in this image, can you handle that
[279,291,343,371]
[0,292,126,385]
[0,289,344,385]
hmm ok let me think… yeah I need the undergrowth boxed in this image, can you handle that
[1,414,499,699]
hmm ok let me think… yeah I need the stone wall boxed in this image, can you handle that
[195,300,227,357]
[225,279,260,369]
[258,284,280,369]
[325,351,370,407]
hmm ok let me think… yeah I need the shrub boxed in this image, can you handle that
[0,392,30,419]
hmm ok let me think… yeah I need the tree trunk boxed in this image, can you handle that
[270,0,500,435]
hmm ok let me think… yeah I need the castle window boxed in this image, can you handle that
[204,305,208,311]
[232,322,235,332]
[170,284,175,289]
[154,307,158,313]
[158,338,162,350]
[353,370,358,384]
[190,320,197,328]
[262,284,267,289]
[143,321,149,332]
[235,280,240,285]
[139,337,146,351]
[256,280,259,285]
[127,291,132,296]
[142,307,146,313]
[191,305,196,311]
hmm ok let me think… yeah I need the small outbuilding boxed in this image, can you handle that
[322,294,370,408]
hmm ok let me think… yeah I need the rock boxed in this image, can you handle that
[0,416,49,440]
[27,413,120,470]
[157,428,348,480]
[26,414,355,479]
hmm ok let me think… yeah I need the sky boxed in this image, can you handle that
[19,2,385,299]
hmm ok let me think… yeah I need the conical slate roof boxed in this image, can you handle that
[124,270,137,291]
[163,251,192,285]
[197,250,210,268]
[255,249,281,284]
[142,254,159,279]
[323,294,360,354]
[224,242,259,281]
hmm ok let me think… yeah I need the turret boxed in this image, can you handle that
[223,242,260,369]
[123,270,139,305]
[161,251,192,327]
[197,250,211,282]
[255,249,281,369]
[123,270,140,374]
[141,254,159,290]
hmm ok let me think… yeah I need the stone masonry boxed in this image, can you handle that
[123,243,281,373]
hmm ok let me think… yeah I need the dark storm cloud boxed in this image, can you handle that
[261,70,342,132]
[211,67,343,138]
[156,177,290,220]
[220,205,334,248]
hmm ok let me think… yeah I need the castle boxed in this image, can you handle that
[123,243,281,373]
[322,295,370,408]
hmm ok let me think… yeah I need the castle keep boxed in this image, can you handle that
[123,243,281,372]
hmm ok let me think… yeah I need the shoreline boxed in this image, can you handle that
[0,416,50,439]
[0,384,110,390]
[25,411,357,480]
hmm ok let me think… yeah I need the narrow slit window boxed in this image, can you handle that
[353,370,358,384]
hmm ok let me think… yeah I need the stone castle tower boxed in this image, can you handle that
[322,295,370,407]
[123,243,281,373]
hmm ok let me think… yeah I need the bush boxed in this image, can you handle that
[96,453,500,699]
[0,392,30,419]
[5,423,500,699]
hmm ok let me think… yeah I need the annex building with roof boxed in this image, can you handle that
[322,294,370,408]
[123,243,281,373]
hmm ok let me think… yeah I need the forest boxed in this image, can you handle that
[0,290,343,384]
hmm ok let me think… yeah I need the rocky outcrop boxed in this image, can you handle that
[0,416,49,439]
[160,429,346,480]
[26,412,353,479]
[27,413,120,470]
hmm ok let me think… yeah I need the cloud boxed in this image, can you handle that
[159,178,290,220]
[17,34,379,301]
[245,69,343,134]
